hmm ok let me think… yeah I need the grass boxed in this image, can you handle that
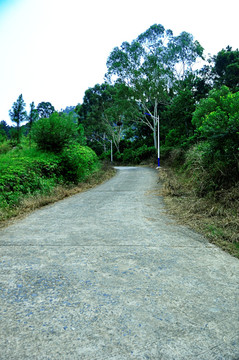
[0,162,116,229]
[158,166,239,258]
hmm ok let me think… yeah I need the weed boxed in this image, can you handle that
[158,167,239,258]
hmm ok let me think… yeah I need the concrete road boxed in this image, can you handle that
[0,167,238,360]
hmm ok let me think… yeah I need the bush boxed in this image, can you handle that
[0,141,11,154]
[183,141,238,195]
[165,128,188,148]
[0,149,61,208]
[59,144,99,183]
[192,86,239,173]
[0,144,99,208]
[177,86,239,195]
[31,112,78,152]
[122,145,156,164]
[166,148,186,167]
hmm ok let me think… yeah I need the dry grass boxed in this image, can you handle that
[0,163,116,229]
[158,167,239,258]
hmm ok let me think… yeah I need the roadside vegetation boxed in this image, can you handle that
[158,84,239,258]
[159,166,239,258]
[1,23,238,255]
[0,112,115,227]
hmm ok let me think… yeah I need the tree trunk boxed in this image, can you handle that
[103,133,106,152]
[17,121,20,144]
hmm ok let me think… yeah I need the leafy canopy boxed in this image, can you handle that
[213,47,239,91]
[192,86,239,138]
[37,102,55,118]
[31,112,78,152]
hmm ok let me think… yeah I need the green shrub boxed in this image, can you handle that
[192,86,239,182]
[0,141,11,154]
[165,129,188,148]
[0,149,61,208]
[0,143,99,209]
[122,145,155,164]
[0,130,7,143]
[179,86,239,195]
[60,144,98,183]
[31,112,78,152]
[183,141,237,195]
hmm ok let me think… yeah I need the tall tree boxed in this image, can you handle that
[37,101,55,118]
[76,83,111,152]
[212,47,239,91]
[168,31,204,80]
[76,83,135,153]
[105,24,204,148]
[0,120,11,139]
[28,102,39,145]
[9,94,27,143]
[106,24,173,148]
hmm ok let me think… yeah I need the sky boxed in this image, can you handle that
[0,0,238,125]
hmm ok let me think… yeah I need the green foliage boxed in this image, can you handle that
[9,94,27,143]
[31,112,78,152]
[0,121,11,139]
[0,145,99,209]
[192,87,239,164]
[213,47,239,91]
[193,87,239,138]
[181,87,239,193]
[37,101,55,118]
[0,123,7,142]
[60,144,98,183]
[0,132,6,144]
[106,24,204,148]
[2,26,238,210]
[165,129,188,148]
[9,127,21,146]
[77,124,87,146]
[28,102,38,129]
[122,144,155,164]
[76,82,135,154]
[183,142,227,195]
[0,140,11,154]
[184,139,238,195]
[168,31,204,79]
[0,149,60,208]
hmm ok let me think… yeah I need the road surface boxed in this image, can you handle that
[0,166,238,359]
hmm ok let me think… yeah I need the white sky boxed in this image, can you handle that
[0,0,238,125]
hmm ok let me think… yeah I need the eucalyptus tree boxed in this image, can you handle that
[106,23,204,148]
[168,31,204,80]
[106,24,173,148]
[9,94,27,143]
[28,102,39,145]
